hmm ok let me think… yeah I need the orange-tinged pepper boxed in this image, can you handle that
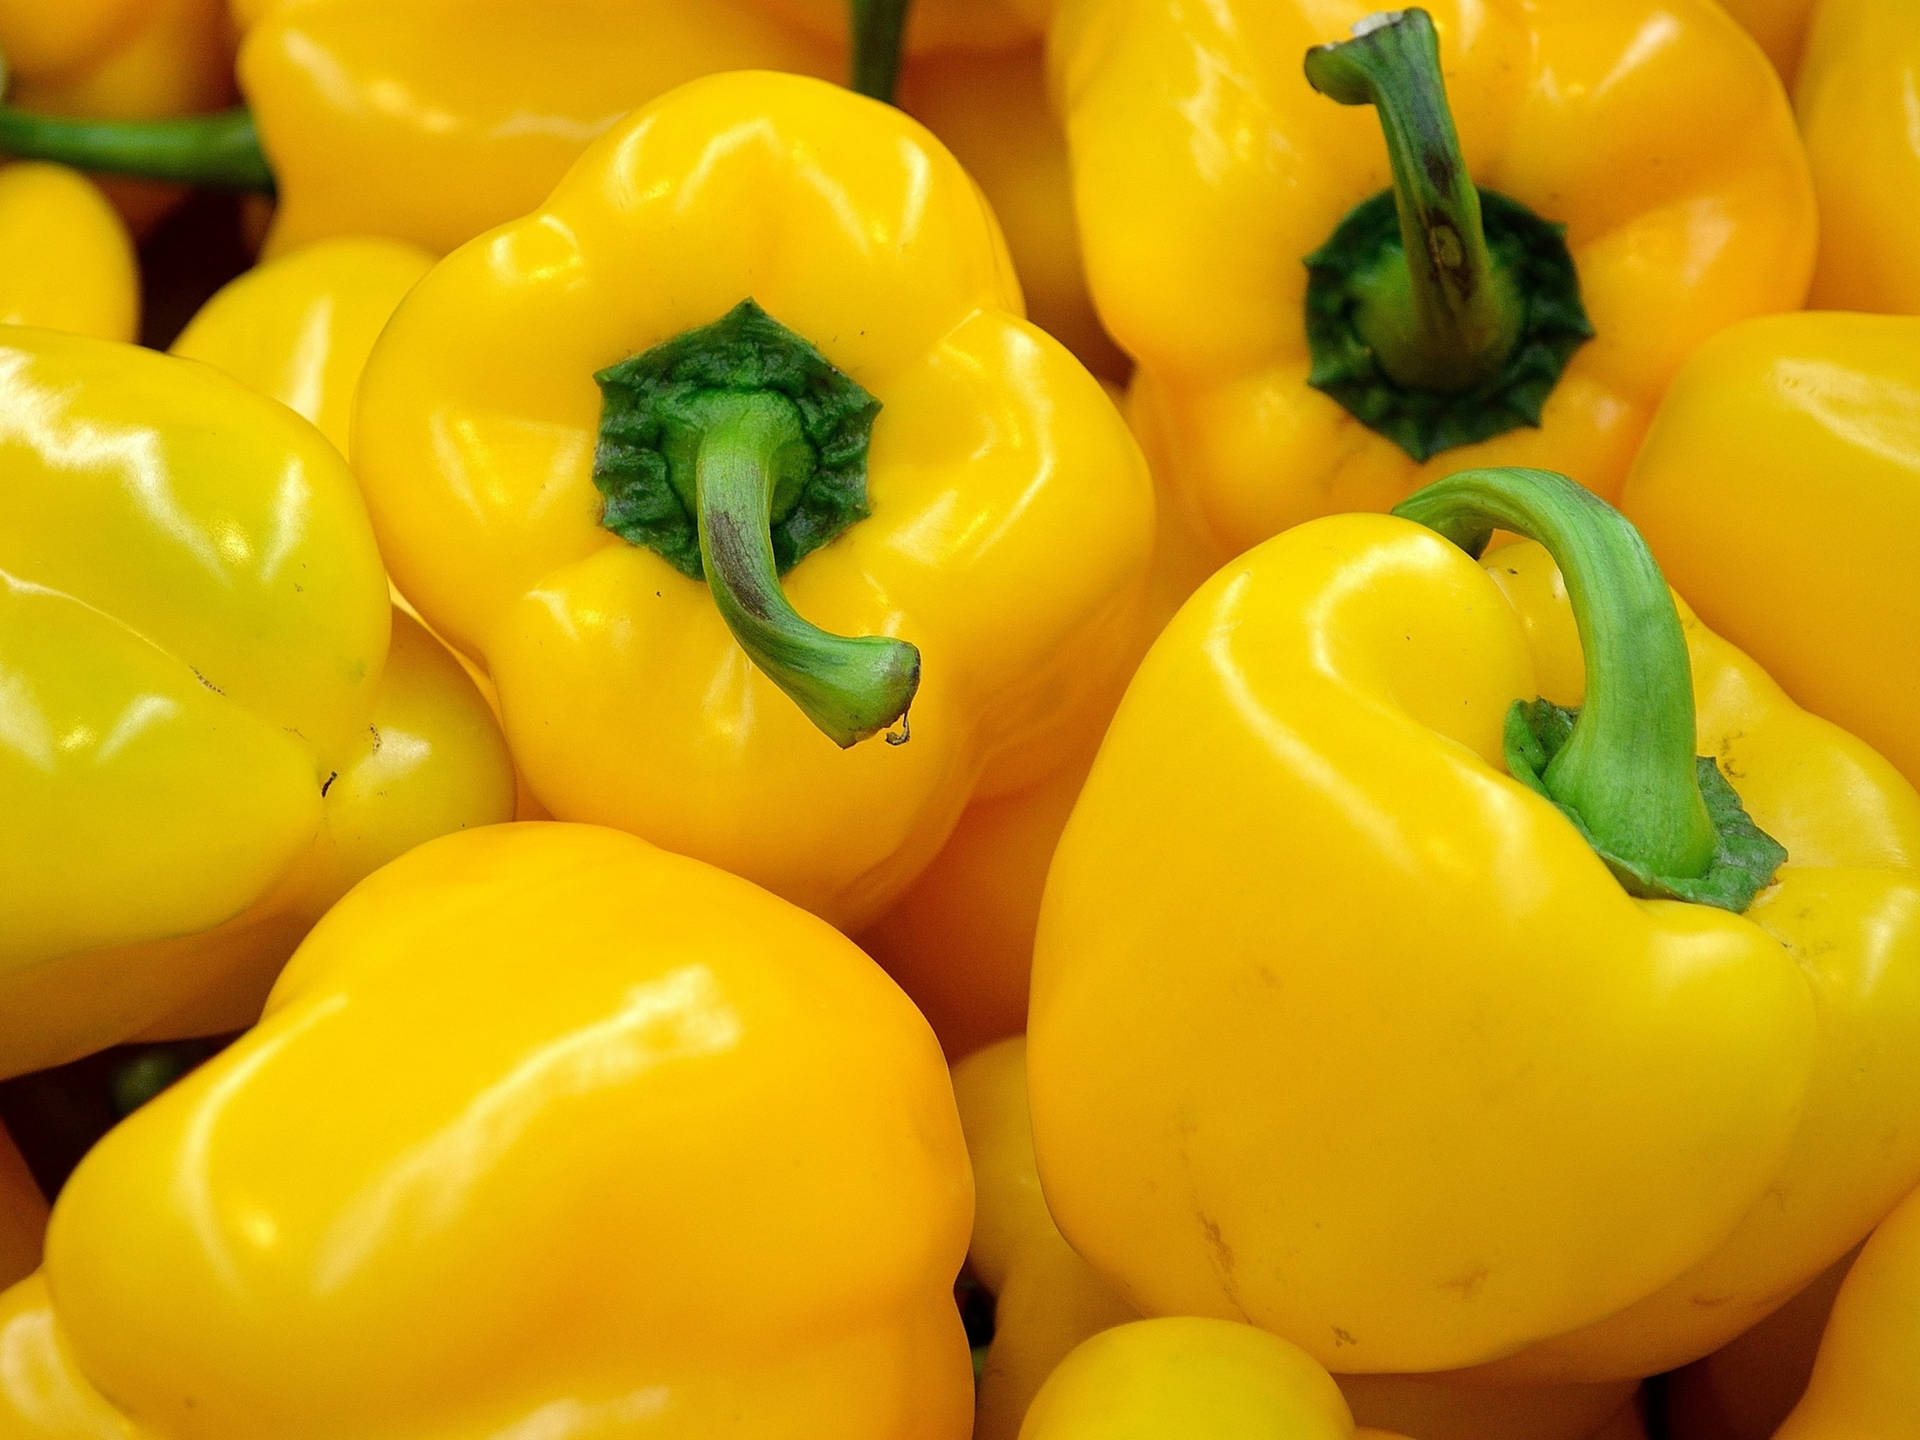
[0,330,513,1078]
[1772,1182,1920,1440]
[1620,312,1920,789]
[1661,1250,1854,1440]
[6,823,974,1439]
[752,0,1037,59]
[1032,470,1920,1380]
[243,0,833,258]
[353,71,1154,933]
[1794,0,1920,314]
[169,237,435,454]
[898,47,1124,379]
[0,164,136,341]
[0,0,235,230]
[1715,0,1817,78]
[0,1126,44,1294]
[1054,0,1814,560]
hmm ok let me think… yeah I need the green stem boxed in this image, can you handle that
[1392,468,1717,882]
[695,392,919,748]
[0,106,273,191]
[1304,9,1517,392]
[850,0,914,103]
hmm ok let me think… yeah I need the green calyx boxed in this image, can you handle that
[1392,467,1786,915]
[593,299,918,749]
[1303,9,1591,462]
[0,104,274,192]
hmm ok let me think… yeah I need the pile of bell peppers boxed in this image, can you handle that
[0,0,1915,1434]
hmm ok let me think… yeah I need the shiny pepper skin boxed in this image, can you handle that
[240,0,833,259]
[1774,1183,1920,1440]
[1,823,974,1439]
[1055,0,1814,558]
[1795,0,1920,314]
[0,331,514,1077]
[1621,313,1920,789]
[170,237,436,455]
[1031,527,1920,1379]
[0,0,235,231]
[352,72,1155,933]
[0,165,138,342]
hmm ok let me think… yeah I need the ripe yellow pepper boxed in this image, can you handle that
[1055,0,1814,560]
[0,1126,44,1294]
[169,237,435,454]
[3,823,974,1439]
[1017,1317,1405,1440]
[353,71,1154,933]
[754,0,1037,63]
[1032,468,1920,1380]
[0,0,235,230]
[0,164,137,341]
[957,1038,1638,1440]
[0,330,514,1078]
[1794,0,1920,314]
[1774,1183,1920,1440]
[1620,313,1920,788]
[1715,0,1818,79]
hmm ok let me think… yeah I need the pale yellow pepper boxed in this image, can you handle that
[1017,1317,1404,1440]
[0,330,514,1077]
[170,237,435,454]
[5,823,974,1439]
[1795,0,1920,314]
[0,164,137,341]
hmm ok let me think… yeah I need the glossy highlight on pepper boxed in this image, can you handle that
[352,70,1155,932]
[6,823,975,1439]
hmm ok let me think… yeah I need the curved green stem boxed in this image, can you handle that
[0,105,273,191]
[850,0,914,103]
[1393,468,1718,883]
[695,392,919,747]
[1304,9,1518,392]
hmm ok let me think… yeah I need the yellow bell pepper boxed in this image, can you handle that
[3,822,974,1439]
[1620,313,1920,789]
[1055,0,1814,561]
[958,1037,1638,1440]
[352,71,1154,933]
[1017,1317,1399,1440]
[754,0,1037,65]
[1031,467,1920,1380]
[1660,1250,1854,1440]
[0,0,235,231]
[0,164,137,341]
[0,1125,45,1295]
[1774,1183,1920,1440]
[169,237,435,454]
[1794,0,1920,314]
[1716,0,1818,79]
[0,329,515,1078]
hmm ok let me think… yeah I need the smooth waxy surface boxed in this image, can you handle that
[1055,0,1813,555]
[354,72,1154,930]
[1032,516,1920,1375]
[0,165,137,342]
[21,824,974,1438]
